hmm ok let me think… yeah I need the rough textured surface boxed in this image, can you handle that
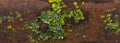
[0,0,50,16]
[0,0,120,43]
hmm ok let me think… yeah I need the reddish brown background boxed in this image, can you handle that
[0,0,120,43]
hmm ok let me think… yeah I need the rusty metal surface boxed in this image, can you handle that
[0,0,50,16]
[0,0,120,43]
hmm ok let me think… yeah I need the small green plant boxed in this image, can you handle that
[15,12,23,21]
[3,15,14,22]
[0,15,17,31]
[73,2,85,22]
[0,20,3,26]
[0,15,14,23]
[81,1,85,5]
[29,0,85,41]
[0,12,23,23]
[16,12,22,18]
[38,10,66,40]
[49,0,62,3]
[0,17,3,26]
[49,0,62,14]
[63,2,84,23]
[28,20,66,41]
[7,25,15,31]
[102,13,120,34]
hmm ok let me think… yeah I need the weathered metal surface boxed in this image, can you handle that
[0,0,50,16]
